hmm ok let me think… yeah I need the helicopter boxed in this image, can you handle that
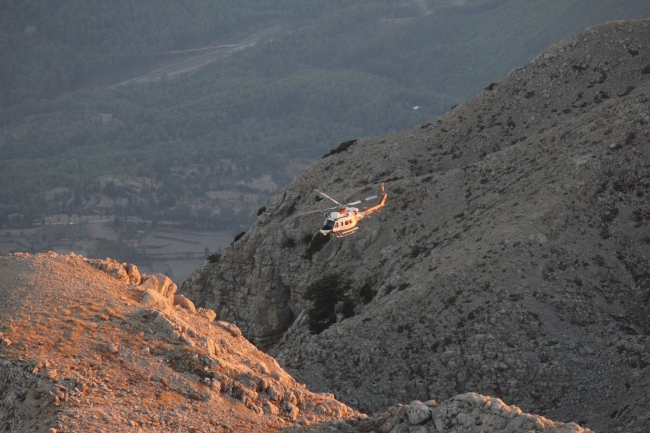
[305,183,387,238]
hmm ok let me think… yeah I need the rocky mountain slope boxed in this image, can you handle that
[0,253,592,433]
[0,252,359,432]
[182,19,650,433]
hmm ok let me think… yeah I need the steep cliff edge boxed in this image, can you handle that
[0,252,358,432]
[182,19,650,432]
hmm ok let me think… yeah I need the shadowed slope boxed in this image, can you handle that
[182,19,650,433]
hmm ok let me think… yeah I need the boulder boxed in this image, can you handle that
[152,312,182,341]
[173,294,196,312]
[406,402,431,425]
[141,289,171,311]
[284,402,300,420]
[140,274,176,301]
[197,307,217,322]
[86,258,129,283]
[124,263,141,285]
[218,321,242,338]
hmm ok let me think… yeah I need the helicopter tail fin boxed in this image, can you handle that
[360,192,388,217]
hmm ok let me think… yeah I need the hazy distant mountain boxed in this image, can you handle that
[1,0,649,241]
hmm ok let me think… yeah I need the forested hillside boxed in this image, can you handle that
[1,0,649,229]
[0,0,364,107]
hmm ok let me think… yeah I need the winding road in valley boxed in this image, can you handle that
[108,25,284,89]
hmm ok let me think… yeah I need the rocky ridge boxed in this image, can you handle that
[0,252,359,432]
[365,394,592,433]
[182,19,650,433]
[286,393,594,433]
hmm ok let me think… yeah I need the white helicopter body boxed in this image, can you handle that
[314,184,387,238]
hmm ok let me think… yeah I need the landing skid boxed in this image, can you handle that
[333,227,359,238]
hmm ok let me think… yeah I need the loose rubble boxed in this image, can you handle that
[367,394,593,433]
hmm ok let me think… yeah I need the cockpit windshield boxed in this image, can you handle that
[321,219,335,231]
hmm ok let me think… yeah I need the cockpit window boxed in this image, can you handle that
[321,219,335,230]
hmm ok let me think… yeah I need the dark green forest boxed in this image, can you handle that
[1,0,649,228]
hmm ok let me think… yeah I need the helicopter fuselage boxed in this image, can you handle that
[320,209,362,237]
[315,186,387,238]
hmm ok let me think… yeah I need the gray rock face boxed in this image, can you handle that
[182,19,650,433]
[182,242,296,346]
[367,394,594,433]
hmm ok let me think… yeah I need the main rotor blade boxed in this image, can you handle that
[346,195,378,206]
[314,189,342,206]
[299,205,339,215]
